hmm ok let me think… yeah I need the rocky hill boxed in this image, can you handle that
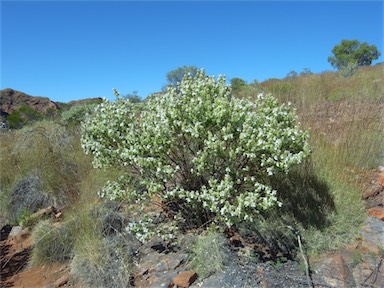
[0,88,102,128]
[0,88,59,119]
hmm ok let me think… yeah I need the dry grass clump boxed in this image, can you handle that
[70,235,133,288]
[0,106,134,285]
[0,120,101,224]
[30,219,75,266]
[258,65,383,254]
[10,121,84,202]
[189,231,226,277]
[69,202,134,288]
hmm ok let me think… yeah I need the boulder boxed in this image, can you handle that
[8,173,49,222]
[311,254,348,288]
[362,184,383,200]
[0,224,12,241]
[0,88,59,117]
[173,271,198,288]
[377,174,384,186]
[368,207,384,221]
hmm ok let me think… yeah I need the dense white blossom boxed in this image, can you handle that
[81,70,311,227]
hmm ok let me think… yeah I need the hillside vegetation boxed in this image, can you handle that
[248,65,384,252]
[0,65,383,286]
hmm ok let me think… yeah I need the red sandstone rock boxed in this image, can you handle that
[173,271,198,288]
[368,207,384,221]
[377,174,384,187]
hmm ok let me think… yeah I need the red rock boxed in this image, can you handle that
[0,88,59,116]
[368,207,384,221]
[377,174,384,186]
[173,271,197,288]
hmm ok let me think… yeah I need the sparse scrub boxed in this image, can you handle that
[6,106,44,129]
[60,103,98,128]
[232,82,264,100]
[229,65,382,255]
[1,63,381,282]
[0,120,98,224]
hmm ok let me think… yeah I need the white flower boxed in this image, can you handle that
[81,69,311,228]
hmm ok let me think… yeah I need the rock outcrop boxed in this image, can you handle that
[0,88,102,128]
[0,88,59,118]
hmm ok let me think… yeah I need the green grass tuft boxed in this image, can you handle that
[189,231,226,277]
[30,219,75,266]
[69,203,133,288]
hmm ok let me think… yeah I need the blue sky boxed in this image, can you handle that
[1,1,383,102]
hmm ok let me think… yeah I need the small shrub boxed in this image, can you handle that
[7,111,24,129]
[1,120,89,219]
[7,106,44,129]
[91,200,125,236]
[62,197,137,287]
[0,120,110,258]
[60,103,97,128]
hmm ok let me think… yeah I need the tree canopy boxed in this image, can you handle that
[230,78,247,92]
[166,65,199,88]
[328,40,381,70]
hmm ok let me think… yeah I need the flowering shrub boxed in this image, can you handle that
[81,70,311,227]
[126,214,180,243]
